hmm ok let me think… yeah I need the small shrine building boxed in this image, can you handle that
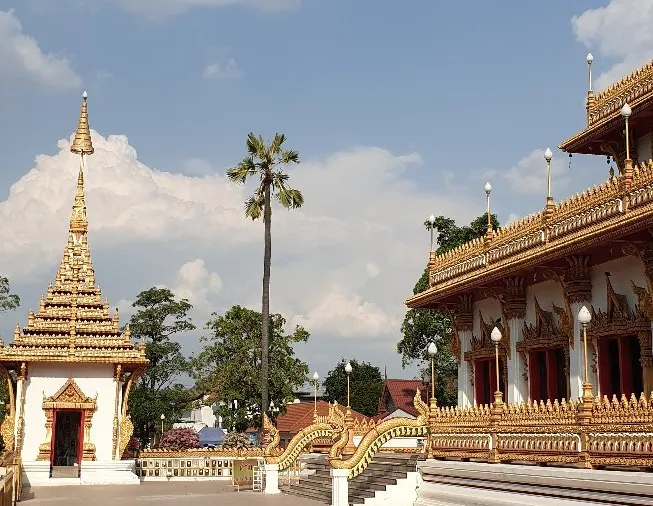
[407,56,653,409]
[0,93,148,485]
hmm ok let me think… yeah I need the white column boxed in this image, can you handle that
[115,380,124,460]
[264,463,280,494]
[506,318,526,404]
[457,330,473,407]
[331,468,349,506]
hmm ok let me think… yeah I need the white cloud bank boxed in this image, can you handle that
[203,59,243,80]
[0,129,481,343]
[572,0,653,91]
[0,9,81,92]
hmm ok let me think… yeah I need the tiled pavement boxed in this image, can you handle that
[21,482,325,505]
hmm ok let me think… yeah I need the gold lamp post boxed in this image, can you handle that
[160,413,165,434]
[490,327,503,405]
[577,306,593,400]
[427,342,437,403]
[312,371,320,420]
[426,341,438,459]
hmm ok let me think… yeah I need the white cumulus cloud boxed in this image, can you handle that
[572,0,653,91]
[0,127,481,352]
[0,9,81,93]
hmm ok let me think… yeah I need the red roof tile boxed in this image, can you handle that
[276,401,368,434]
[378,379,428,417]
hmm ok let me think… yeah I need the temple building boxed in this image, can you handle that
[406,55,653,409]
[0,93,148,486]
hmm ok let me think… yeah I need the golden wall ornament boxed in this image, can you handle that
[119,415,134,458]
[37,378,97,461]
[465,312,509,363]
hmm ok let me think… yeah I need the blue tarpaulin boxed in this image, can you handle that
[198,427,226,447]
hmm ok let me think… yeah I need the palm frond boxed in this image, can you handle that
[279,149,300,165]
[275,184,304,209]
[270,133,287,155]
[244,191,264,220]
[246,132,266,158]
[227,156,257,184]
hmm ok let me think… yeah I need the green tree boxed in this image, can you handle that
[127,287,196,442]
[322,359,384,417]
[191,305,309,431]
[0,276,19,312]
[227,133,303,417]
[0,275,19,445]
[397,213,499,406]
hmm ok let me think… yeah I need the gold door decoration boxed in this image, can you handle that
[0,365,16,452]
[37,378,97,461]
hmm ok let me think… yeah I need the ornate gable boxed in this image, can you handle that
[465,312,508,362]
[43,378,97,410]
[518,297,570,354]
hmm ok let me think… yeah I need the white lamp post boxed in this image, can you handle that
[621,103,632,162]
[578,306,592,389]
[427,342,437,401]
[160,413,165,434]
[344,362,353,408]
[428,214,436,251]
[490,327,502,402]
[544,148,553,201]
[484,182,493,233]
[312,371,320,413]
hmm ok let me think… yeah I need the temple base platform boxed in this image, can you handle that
[416,460,653,505]
[22,460,140,487]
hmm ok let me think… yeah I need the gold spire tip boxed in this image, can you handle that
[70,91,94,156]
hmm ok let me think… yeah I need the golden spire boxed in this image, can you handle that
[70,91,94,156]
[69,167,88,236]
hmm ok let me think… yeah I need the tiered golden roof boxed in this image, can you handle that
[0,93,147,368]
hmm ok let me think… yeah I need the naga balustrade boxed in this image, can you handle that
[0,452,20,506]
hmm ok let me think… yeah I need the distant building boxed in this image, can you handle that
[376,379,429,420]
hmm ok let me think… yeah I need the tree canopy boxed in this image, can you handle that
[191,305,310,431]
[127,287,196,443]
[0,276,19,313]
[397,213,500,406]
[322,359,384,417]
[226,132,304,418]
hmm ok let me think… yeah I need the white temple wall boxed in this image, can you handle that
[590,256,645,311]
[22,363,116,462]
[472,298,502,335]
[457,329,473,407]
[523,281,565,326]
[636,132,652,163]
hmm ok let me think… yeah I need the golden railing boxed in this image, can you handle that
[427,393,653,468]
[0,452,20,506]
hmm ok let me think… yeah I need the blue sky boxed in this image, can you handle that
[0,0,649,383]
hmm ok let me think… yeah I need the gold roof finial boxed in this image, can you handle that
[70,91,94,156]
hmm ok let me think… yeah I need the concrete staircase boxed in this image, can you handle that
[281,453,421,505]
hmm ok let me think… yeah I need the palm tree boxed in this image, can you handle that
[227,132,303,419]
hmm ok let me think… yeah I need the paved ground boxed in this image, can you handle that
[20,482,324,505]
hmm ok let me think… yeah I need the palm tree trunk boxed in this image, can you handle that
[261,181,272,418]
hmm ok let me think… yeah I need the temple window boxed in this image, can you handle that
[474,358,506,405]
[517,297,571,403]
[528,348,567,402]
[465,313,509,406]
[598,335,643,398]
[590,275,650,399]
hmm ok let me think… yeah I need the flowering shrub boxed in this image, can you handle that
[221,431,255,449]
[159,428,200,451]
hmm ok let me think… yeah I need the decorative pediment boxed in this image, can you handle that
[42,377,97,411]
[517,296,570,354]
[465,312,508,362]
[439,294,473,364]
[589,274,650,356]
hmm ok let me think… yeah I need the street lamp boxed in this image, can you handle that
[544,148,553,201]
[621,103,632,162]
[428,214,436,251]
[427,342,437,401]
[578,305,592,395]
[586,53,594,92]
[345,362,353,408]
[484,182,493,233]
[160,413,165,434]
[312,371,320,413]
[490,327,502,402]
